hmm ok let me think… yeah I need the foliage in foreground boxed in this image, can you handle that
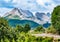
[51,5,60,34]
[34,26,45,33]
[0,17,54,42]
[16,24,31,33]
[46,26,57,34]
[0,33,53,42]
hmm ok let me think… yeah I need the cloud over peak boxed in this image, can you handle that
[0,0,60,16]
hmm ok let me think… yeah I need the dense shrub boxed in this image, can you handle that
[42,37,53,42]
[15,24,31,33]
[0,33,53,42]
[34,26,45,33]
[16,25,24,32]
[46,26,57,34]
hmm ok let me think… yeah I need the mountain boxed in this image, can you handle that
[8,19,40,29]
[20,9,34,18]
[4,8,42,24]
[46,12,51,17]
[4,8,22,19]
[3,8,51,28]
[35,12,51,24]
[43,22,51,28]
[35,12,46,21]
[4,8,34,19]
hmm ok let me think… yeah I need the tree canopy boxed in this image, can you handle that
[51,5,60,34]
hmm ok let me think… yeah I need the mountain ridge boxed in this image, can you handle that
[3,8,51,25]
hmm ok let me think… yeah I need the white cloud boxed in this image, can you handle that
[12,0,39,11]
[0,8,13,16]
[36,0,54,7]
[42,15,51,23]
[4,0,11,2]
[11,0,58,13]
[36,0,57,12]
[0,0,59,23]
[0,0,60,16]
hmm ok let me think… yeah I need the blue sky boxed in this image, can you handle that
[0,0,60,16]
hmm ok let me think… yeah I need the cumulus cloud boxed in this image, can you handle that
[0,8,12,16]
[4,0,11,2]
[0,0,59,24]
[53,0,60,4]
[0,0,60,16]
[11,0,58,13]
[36,0,57,12]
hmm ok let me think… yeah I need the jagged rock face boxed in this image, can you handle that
[35,12,46,21]
[4,8,34,19]
[4,8,22,19]
[35,12,51,24]
[20,9,34,18]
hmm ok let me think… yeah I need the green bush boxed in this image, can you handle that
[15,25,24,32]
[58,39,60,42]
[46,26,57,34]
[42,37,53,42]
[34,26,45,33]
[15,24,31,33]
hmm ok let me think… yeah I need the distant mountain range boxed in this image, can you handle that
[3,8,51,24]
[3,8,51,28]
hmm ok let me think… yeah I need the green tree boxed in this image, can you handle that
[0,18,10,39]
[24,24,31,33]
[0,17,13,42]
[51,5,60,34]
[0,18,9,28]
[16,25,24,32]
[34,26,45,33]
